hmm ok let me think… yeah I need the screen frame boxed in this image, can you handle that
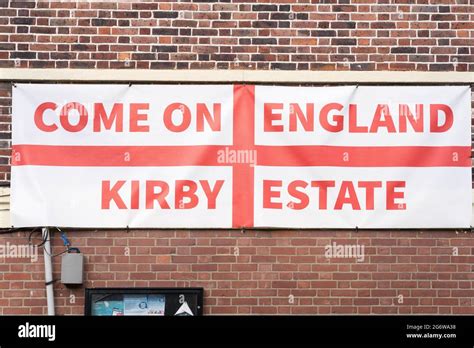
[84,287,204,316]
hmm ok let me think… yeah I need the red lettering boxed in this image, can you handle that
[334,181,361,210]
[289,103,314,132]
[358,181,382,210]
[320,103,343,132]
[200,180,224,209]
[175,180,198,209]
[101,180,126,209]
[264,103,284,132]
[349,104,368,133]
[369,104,396,133]
[129,103,149,132]
[146,181,170,209]
[386,181,406,210]
[34,102,58,132]
[196,103,221,132]
[288,180,309,209]
[60,102,88,132]
[399,104,423,133]
[93,103,123,132]
[430,104,453,133]
[163,103,191,132]
[130,180,139,209]
[263,180,282,209]
[311,181,335,210]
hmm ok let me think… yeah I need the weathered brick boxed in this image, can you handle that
[332,38,357,45]
[91,18,116,26]
[391,47,416,54]
[252,38,277,45]
[253,21,278,28]
[153,45,177,53]
[10,51,36,59]
[152,28,179,36]
[252,5,278,12]
[429,63,454,71]
[0,44,15,51]
[375,23,399,32]
[153,11,178,19]
[9,1,35,8]
[10,17,34,25]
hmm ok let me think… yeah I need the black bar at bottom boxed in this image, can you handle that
[0,315,472,347]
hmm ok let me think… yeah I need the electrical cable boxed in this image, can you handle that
[43,227,81,257]
[41,228,68,258]
[0,226,82,263]
[28,227,47,247]
[43,247,69,258]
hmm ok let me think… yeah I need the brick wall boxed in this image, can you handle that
[0,0,473,316]
[0,1,472,71]
[0,229,473,315]
[0,83,10,183]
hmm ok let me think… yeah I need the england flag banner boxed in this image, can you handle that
[11,84,472,228]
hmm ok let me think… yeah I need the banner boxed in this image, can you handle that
[11,84,472,228]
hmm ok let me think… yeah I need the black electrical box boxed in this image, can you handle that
[85,288,203,316]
